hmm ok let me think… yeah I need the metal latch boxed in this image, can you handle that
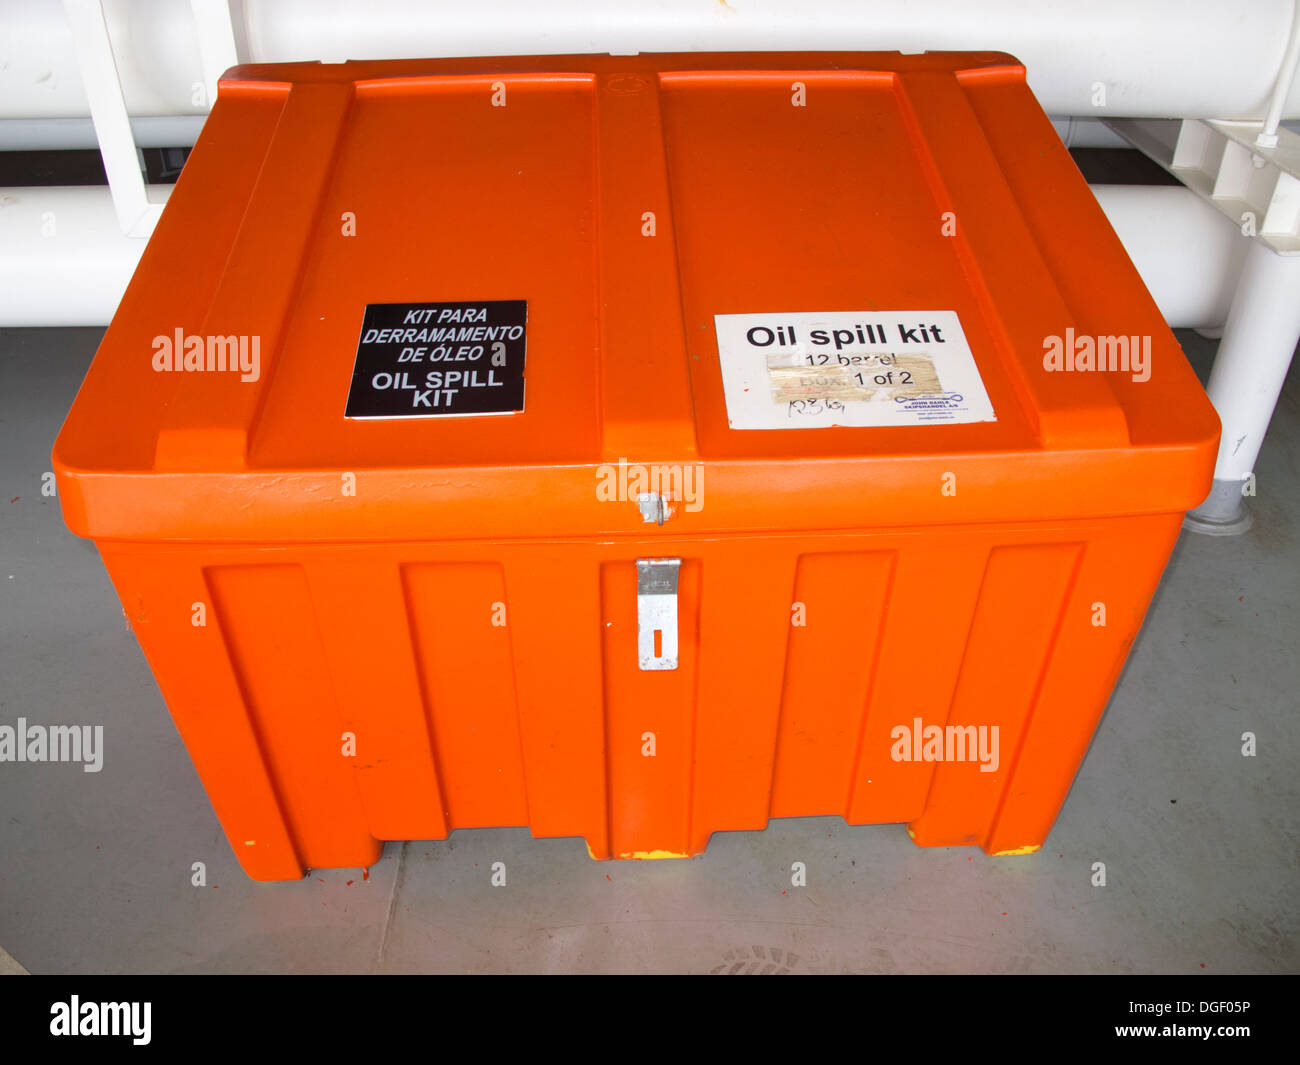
[636,558,680,671]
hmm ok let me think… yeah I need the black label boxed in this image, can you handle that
[345,300,527,418]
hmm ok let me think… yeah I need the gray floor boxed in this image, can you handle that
[1,326,1296,975]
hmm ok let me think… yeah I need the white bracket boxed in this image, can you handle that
[62,0,237,238]
[1107,117,1300,255]
[62,0,164,237]
[190,0,239,112]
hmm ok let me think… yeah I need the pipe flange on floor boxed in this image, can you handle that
[1184,478,1255,536]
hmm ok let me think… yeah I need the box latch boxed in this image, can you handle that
[636,558,680,671]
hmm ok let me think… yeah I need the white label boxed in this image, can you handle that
[714,310,996,430]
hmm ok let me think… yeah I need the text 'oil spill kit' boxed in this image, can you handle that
[53,53,1219,880]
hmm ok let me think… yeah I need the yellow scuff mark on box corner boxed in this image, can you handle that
[585,842,599,860]
[617,849,689,860]
[993,844,1041,856]
[905,826,917,840]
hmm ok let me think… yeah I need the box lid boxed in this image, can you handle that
[53,52,1219,543]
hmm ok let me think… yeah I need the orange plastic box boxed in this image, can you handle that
[54,53,1219,880]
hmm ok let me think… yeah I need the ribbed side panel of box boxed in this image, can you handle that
[400,563,529,829]
[204,564,381,871]
[99,514,1181,878]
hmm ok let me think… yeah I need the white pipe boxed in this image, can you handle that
[0,114,1142,153]
[0,115,206,150]
[0,183,1240,330]
[0,0,209,119]
[1088,185,1247,330]
[5,0,1300,122]
[1187,240,1300,530]
[0,186,171,327]
[1050,117,1133,150]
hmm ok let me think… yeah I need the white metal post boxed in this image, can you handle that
[1185,239,1300,532]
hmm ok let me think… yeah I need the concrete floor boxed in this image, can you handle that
[1,326,1296,975]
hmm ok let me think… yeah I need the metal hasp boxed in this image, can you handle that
[636,558,681,671]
